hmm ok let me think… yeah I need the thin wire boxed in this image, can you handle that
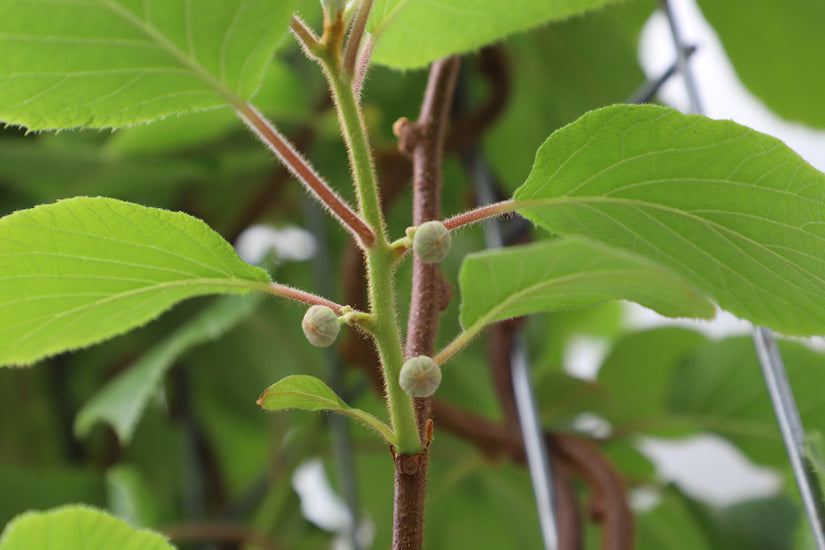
[660,0,703,114]
[469,149,559,550]
[627,45,696,105]
[660,5,825,546]
[754,329,825,548]
[303,196,363,550]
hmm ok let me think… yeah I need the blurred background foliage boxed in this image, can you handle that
[1,0,823,548]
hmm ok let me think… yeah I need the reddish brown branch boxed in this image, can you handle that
[389,56,460,550]
[236,104,375,247]
[548,435,634,550]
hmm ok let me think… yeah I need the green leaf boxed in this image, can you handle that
[370,0,621,69]
[104,59,312,156]
[105,465,158,528]
[0,197,270,367]
[696,0,825,128]
[668,337,825,466]
[0,505,175,550]
[459,236,715,330]
[257,375,396,445]
[75,294,263,443]
[514,104,825,337]
[0,138,206,203]
[484,0,655,192]
[0,0,297,130]
[597,327,709,430]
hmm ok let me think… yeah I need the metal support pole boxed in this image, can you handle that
[470,150,559,550]
[754,327,825,548]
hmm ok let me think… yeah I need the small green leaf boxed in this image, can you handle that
[75,295,263,443]
[370,0,621,69]
[0,0,297,130]
[697,0,825,128]
[514,104,825,336]
[459,236,715,329]
[258,375,396,444]
[0,197,270,367]
[0,505,175,550]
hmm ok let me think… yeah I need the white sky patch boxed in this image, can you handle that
[563,336,611,380]
[292,458,375,550]
[623,303,753,340]
[638,434,782,506]
[639,0,825,172]
[235,224,317,265]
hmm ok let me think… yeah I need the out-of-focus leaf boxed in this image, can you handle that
[485,0,655,191]
[696,0,825,128]
[597,328,709,431]
[0,464,105,528]
[669,338,825,467]
[105,465,158,528]
[75,295,262,443]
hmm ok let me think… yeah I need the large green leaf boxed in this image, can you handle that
[514,104,825,337]
[696,0,825,128]
[0,506,175,550]
[257,375,396,444]
[0,0,297,130]
[459,236,715,329]
[75,294,262,443]
[369,0,620,69]
[0,197,270,366]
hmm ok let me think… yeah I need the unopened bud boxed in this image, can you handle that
[302,305,340,347]
[399,356,442,397]
[412,221,451,264]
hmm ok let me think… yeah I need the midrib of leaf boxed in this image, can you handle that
[372,0,410,36]
[264,389,396,443]
[514,195,825,307]
[2,277,267,354]
[98,0,245,109]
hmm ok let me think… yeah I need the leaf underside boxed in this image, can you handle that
[459,236,715,329]
[258,375,395,444]
[0,197,270,367]
[514,104,825,337]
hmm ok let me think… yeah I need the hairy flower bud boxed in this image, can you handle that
[399,356,442,397]
[412,221,451,264]
[302,305,340,347]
